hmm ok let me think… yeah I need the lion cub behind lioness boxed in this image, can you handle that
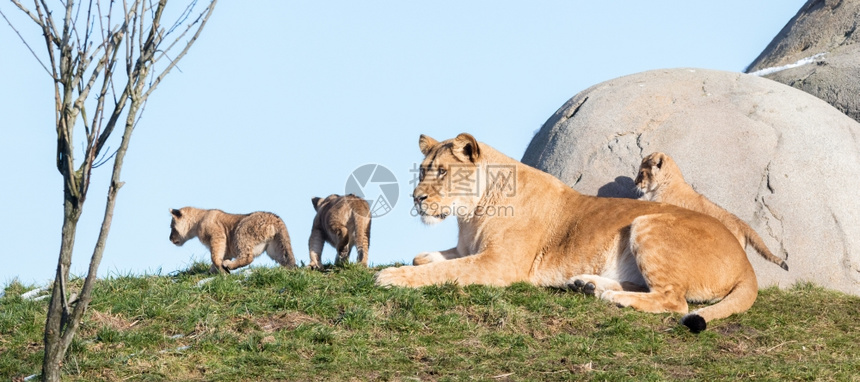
[308,194,371,269]
[169,207,296,274]
[635,152,788,271]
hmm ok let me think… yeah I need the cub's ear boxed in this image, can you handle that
[453,133,481,163]
[311,197,322,211]
[418,134,438,156]
[654,153,666,169]
[170,208,182,218]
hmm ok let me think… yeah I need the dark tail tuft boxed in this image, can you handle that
[681,313,707,333]
[780,261,789,271]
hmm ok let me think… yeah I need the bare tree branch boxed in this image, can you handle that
[144,0,216,99]
[37,0,62,47]
[8,0,41,27]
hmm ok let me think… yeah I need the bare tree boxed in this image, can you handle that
[1,0,217,380]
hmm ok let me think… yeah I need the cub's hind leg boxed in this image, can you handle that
[353,216,371,267]
[308,226,325,270]
[334,226,352,266]
[223,241,266,271]
[266,240,296,269]
[267,222,296,268]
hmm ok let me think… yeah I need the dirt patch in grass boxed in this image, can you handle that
[255,311,321,332]
[530,316,576,340]
[88,309,138,331]
[21,341,42,357]
[712,322,757,337]
[662,364,699,379]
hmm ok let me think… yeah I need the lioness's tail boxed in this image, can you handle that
[681,267,758,333]
[742,223,788,271]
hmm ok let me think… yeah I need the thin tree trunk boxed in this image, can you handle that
[57,99,140,353]
[40,73,142,382]
[42,198,81,381]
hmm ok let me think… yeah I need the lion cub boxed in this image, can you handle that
[169,207,296,274]
[635,152,788,271]
[308,194,371,269]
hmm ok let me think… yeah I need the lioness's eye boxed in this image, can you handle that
[438,168,447,177]
[419,167,426,181]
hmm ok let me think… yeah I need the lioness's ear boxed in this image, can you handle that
[453,133,481,163]
[170,208,182,218]
[419,135,439,156]
[311,197,322,211]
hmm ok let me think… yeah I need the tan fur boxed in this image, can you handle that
[169,207,296,274]
[308,194,372,269]
[375,133,759,332]
[635,152,788,271]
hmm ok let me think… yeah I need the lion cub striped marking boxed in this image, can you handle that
[308,194,371,269]
[169,207,296,274]
[635,152,788,271]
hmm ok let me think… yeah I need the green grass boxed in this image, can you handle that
[2,264,859,381]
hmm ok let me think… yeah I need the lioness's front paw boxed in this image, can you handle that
[413,251,445,266]
[375,266,412,287]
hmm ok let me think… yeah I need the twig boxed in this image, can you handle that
[0,7,53,77]
[93,146,117,168]
[165,0,195,35]
[765,340,796,353]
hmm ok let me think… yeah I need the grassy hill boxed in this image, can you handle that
[2,263,859,381]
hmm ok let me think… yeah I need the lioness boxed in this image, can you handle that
[308,194,372,269]
[169,207,296,273]
[375,133,758,332]
[635,152,788,271]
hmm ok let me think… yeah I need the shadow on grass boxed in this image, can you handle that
[168,261,212,278]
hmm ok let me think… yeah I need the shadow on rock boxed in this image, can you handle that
[596,176,639,199]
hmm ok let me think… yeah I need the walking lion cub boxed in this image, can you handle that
[308,194,371,269]
[635,152,788,271]
[169,207,296,274]
[375,133,758,332]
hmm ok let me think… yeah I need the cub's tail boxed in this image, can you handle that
[743,224,788,271]
[681,267,758,333]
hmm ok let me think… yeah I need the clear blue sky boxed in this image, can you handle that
[0,1,806,285]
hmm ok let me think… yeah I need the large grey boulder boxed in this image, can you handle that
[522,68,860,296]
[746,0,860,123]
